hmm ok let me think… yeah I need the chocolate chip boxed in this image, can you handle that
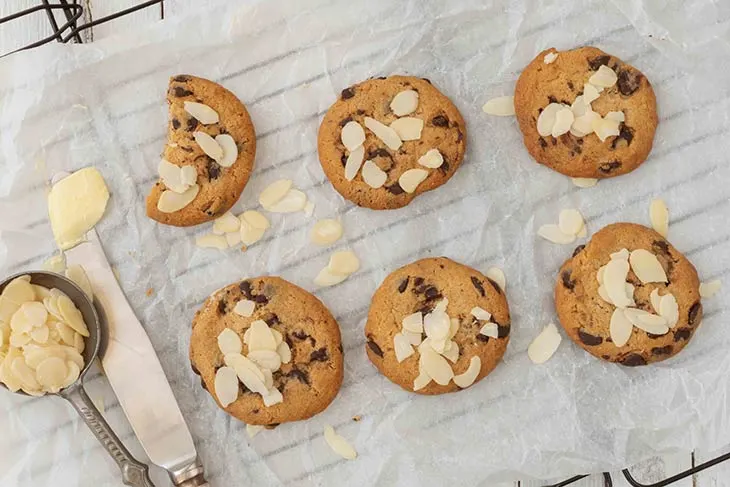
[287,368,310,386]
[292,330,308,341]
[171,118,181,130]
[477,334,490,343]
[339,116,353,128]
[497,323,511,338]
[207,160,221,180]
[340,153,347,167]
[415,303,435,315]
[398,277,409,293]
[601,354,610,359]
[186,117,198,131]
[310,347,328,362]
[172,86,193,97]
[252,294,269,305]
[578,329,603,346]
[338,344,343,354]
[432,115,449,127]
[577,138,583,145]
[611,125,634,149]
[457,129,464,143]
[386,183,405,195]
[239,280,253,298]
[688,302,702,326]
[572,245,586,257]
[421,78,432,84]
[547,95,558,104]
[200,378,208,391]
[674,328,692,341]
[368,148,391,159]
[647,332,664,339]
[424,286,441,301]
[598,161,622,174]
[264,313,280,327]
[588,55,611,70]
[356,109,366,115]
[239,382,250,395]
[413,277,425,287]
[561,269,576,291]
[486,277,502,295]
[620,354,647,367]
[366,338,383,358]
[191,363,201,376]
[617,69,642,96]
[538,138,548,149]
[172,75,191,82]
[341,87,355,99]
[439,160,450,174]
[567,81,575,91]
[471,277,486,297]
[180,146,194,152]
[652,345,673,356]
[652,240,671,256]
[217,299,227,315]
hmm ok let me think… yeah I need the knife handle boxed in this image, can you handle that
[64,384,155,487]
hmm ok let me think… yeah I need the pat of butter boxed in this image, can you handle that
[48,167,109,250]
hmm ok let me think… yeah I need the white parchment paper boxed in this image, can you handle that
[1,0,730,485]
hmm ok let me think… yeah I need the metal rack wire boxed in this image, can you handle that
[0,2,727,487]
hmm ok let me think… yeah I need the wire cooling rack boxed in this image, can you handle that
[0,2,727,487]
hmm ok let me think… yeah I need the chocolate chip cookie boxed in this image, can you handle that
[190,277,344,425]
[514,47,657,178]
[146,75,256,226]
[555,223,702,366]
[318,76,466,210]
[365,257,509,394]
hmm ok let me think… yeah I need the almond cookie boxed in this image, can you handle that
[555,223,702,366]
[317,76,466,210]
[365,257,509,394]
[514,47,657,178]
[190,277,344,425]
[146,75,256,226]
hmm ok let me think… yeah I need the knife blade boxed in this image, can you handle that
[65,230,207,486]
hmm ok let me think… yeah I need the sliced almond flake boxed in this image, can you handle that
[441,341,459,363]
[11,357,39,389]
[314,267,348,287]
[247,424,264,438]
[193,131,224,161]
[266,189,307,213]
[262,387,283,407]
[304,201,315,217]
[361,160,387,189]
[419,348,454,385]
[403,330,423,346]
[64,346,84,369]
[57,295,89,337]
[658,293,679,328]
[311,219,343,246]
[629,249,668,284]
[239,211,269,231]
[63,361,80,388]
[22,302,48,328]
[393,333,415,363]
[572,177,598,188]
[31,284,49,301]
[213,212,241,234]
[624,308,669,335]
[484,267,506,292]
[224,354,267,392]
[603,259,632,308]
[700,280,722,298]
[429,338,448,354]
[610,308,633,347]
[543,52,558,64]
[418,148,444,169]
[247,320,277,352]
[570,95,589,118]
[453,356,481,388]
[571,110,599,136]
[650,289,662,313]
[56,322,75,345]
[2,277,35,305]
[447,318,460,340]
[402,312,424,333]
[577,224,587,238]
[551,107,575,137]
[247,350,282,371]
[276,341,291,364]
[537,103,562,137]
[583,84,601,104]
[217,328,243,355]
[344,145,365,181]
[30,325,49,344]
[482,95,516,116]
[649,199,669,237]
[611,248,630,261]
[259,179,293,209]
[423,310,450,341]
[183,101,219,124]
[538,224,576,244]
[214,366,239,407]
[0,360,22,392]
[10,332,31,347]
[390,90,419,116]
[558,209,584,236]
[328,250,360,276]
[398,168,429,194]
[262,369,274,390]
[479,322,499,338]
[589,65,618,87]
[390,117,424,141]
[180,165,198,187]
[225,231,242,247]
[240,222,266,246]
[413,370,432,391]
[233,299,256,318]
[605,111,625,123]
[324,425,357,460]
[434,298,449,314]
[625,283,636,306]
[36,356,67,390]
[527,322,562,364]
[592,117,620,142]
[471,307,492,321]
[364,117,402,150]
[215,134,238,167]
[196,234,228,250]
[65,265,93,301]
[10,309,32,334]
[157,184,200,213]
[596,266,606,285]
[341,121,366,151]
[158,159,189,193]
[42,254,66,274]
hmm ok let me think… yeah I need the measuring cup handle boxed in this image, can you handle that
[64,384,155,487]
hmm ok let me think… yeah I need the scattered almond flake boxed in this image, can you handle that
[180,165,198,186]
[485,267,506,291]
[589,65,618,87]
[419,348,454,385]
[558,209,584,236]
[442,341,460,363]
[248,350,282,371]
[361,160,387,189]
[304,201,315,217]
[570,95,589,118]
[650,289,662,313]
[624,308,669,335]
[214,366,239,407]
[225,231,242,247]
[240,222,266,244]
[605,111,625,123]
[453,356,481,388]
[63,265,93,301]
[344,146,365,181]
[246,424,264,438]
[259,179,293,209]
[389,117,424,141]
[225,355,267,393]
[403,330,423,346]
[241,210,270,230]
[570,110,599,137]
[195,234,228,250]
[527,322,562,364]
[328,250,360,276]
[418,149,444,168]
[571,177,598,188]
[42,253,66,274]
[592,116,620,142]
[193,131,224,161]
[341,121,366,151]
[543,51,558,64]
[215,134,238,167]
[625,283,636,306]
[213,212,241,234]
[428,338,448,354]
[363,117,402,150]
[700,280,722,298]
[536,103,563,137]
[233,299,256,318]
[470,307,492,321]
[390,90,419,116]
[649,199,669,237]
[398,169,429,194]
[583,84,600,104]
[603,259,632,308]
[267,189,307,213]
[311,219,343,246]
[482,96,515,116]
[611,248,630,261]
[271,329,283,347]
[261,387,283,407]
[629,249,668,284]
[158,159,190,193]
[314,267,348,287]
[183,101,219,125]
[247,320,277,352]
[423,310,450,341]
[393,333,415,363]
[434,298,449,314]
[324,425,357,460]
[551,107,574,137]
[402,312,423,333]
[610,308,633,347]
[157,184,199,213]
[538,224,576,244]
[658,293,679,328]
[413,370,432,391]
[217,328,243,355]
[276,341,292,364]
[479,322,499,338]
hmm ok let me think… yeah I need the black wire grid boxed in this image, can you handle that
[0,2,728,487]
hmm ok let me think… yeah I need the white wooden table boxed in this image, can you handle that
[0,1,727,486]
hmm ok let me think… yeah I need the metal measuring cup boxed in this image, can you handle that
[0,271,154,487]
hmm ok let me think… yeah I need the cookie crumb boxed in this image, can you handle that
[352,415,361,422]
[146,288,154,297]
